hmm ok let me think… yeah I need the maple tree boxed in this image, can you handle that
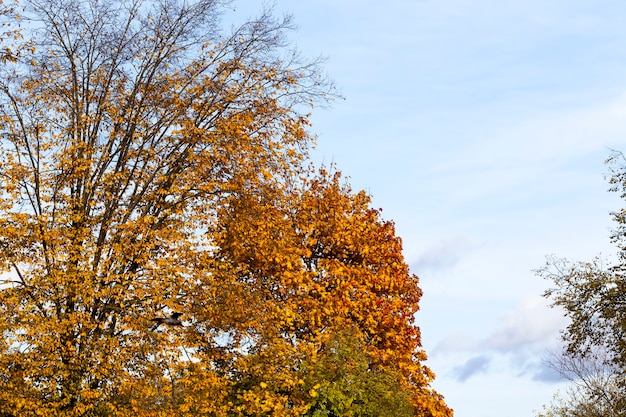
[0,0,451,416]
[207,169,451,416]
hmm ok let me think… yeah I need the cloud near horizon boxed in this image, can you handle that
[484,295,566,352]
[435,295,568,383]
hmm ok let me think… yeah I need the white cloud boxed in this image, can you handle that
[432,295,568,355]
[484,295,567,352]
[427,295,569,385]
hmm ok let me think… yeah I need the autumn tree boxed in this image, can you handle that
[208,169,451,416]
[0,0,22,63]
[0,0,326,413]
[0,1,451,416]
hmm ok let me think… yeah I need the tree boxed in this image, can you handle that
[0,0,326,414]
[205,168,451,416]
[537,155,626,377]
[537,256,626,377]
[0,0,22,63]
[0,1,451,416]
[536,348,625,417]
[301,329,414,417]
[536,151,626,416]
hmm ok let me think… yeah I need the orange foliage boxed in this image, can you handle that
[0,1,451,416]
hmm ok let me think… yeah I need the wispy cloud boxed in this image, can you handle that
[432,296,568,383]
[435,295,566,354]
[451,355,491,382]
[529,362,566,383]
[484,295,566,353]
[412,237,477,273]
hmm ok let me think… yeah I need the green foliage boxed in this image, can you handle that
[302,329,414,417]
[536,151,626,416]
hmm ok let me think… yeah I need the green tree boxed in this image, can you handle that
[538,256,626,375]
[536,151,626,416]
[302,329,414,417]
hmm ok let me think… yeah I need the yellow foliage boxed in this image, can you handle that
[0,1,451,416]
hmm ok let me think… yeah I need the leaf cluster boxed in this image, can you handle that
[0,1,451,416]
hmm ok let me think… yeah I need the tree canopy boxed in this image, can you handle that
[539,152,626,378]
[537,151,626,416]
[0,1,451,416]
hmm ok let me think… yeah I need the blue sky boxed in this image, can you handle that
[231,2,626,416]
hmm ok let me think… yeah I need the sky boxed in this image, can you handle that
[229,2,626,416]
